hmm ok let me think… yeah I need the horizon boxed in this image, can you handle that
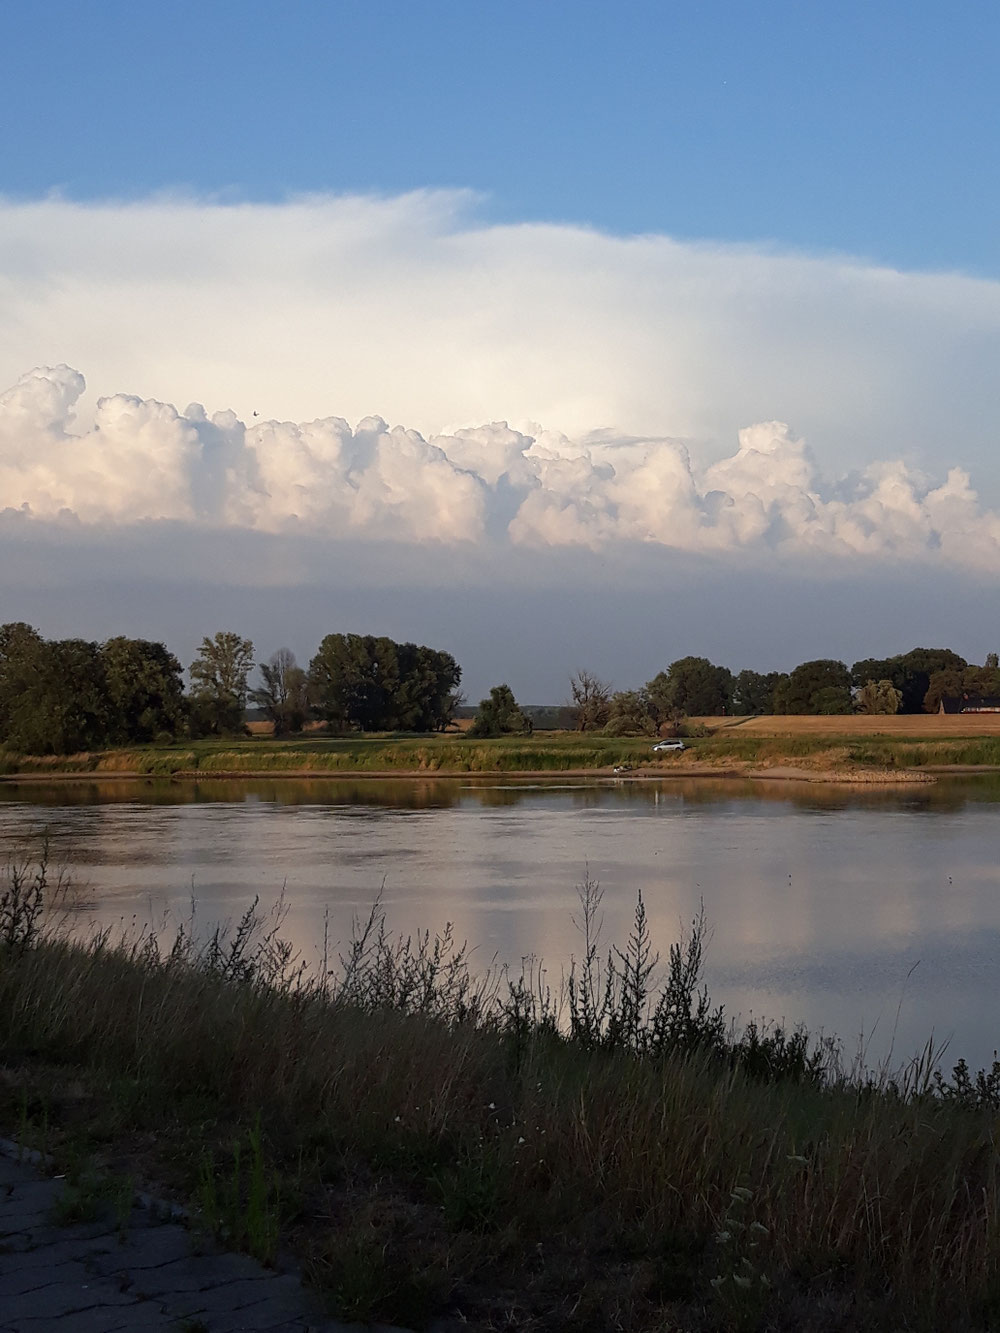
[3,3,999,697]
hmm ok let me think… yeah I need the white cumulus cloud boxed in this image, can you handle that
[3,364,1000,573]
[1,191,999,491]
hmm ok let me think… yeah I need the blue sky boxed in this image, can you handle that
[3,1,1000,696]
[5,0,999,274]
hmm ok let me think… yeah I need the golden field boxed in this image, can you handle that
[692,712,1000,737]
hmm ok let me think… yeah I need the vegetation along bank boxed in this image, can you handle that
[3,622,1000,769]
[4,858,1000,1332]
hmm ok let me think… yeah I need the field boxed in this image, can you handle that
[0,732,661,779]
[5,715,1000,780]
[693,713,1000,737]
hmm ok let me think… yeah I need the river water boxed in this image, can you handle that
[2,774,999,1072]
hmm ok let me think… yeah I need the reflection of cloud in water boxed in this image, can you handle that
[2,776,1000,1067]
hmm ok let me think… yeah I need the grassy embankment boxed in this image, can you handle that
[0,733,662,779]
[4,858,1000,1331]
[4,722,1000,780]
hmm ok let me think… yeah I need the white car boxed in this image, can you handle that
[652,739,686,752]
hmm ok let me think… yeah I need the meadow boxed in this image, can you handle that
[0,732,658,778]
[4,856,1000,1332]
[4,715,1000,780]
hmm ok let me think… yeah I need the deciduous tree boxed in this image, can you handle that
[603,689,657,736]
[189,631,255,735]
[3,638,109,754]
[924,664,1000,712]
[251,648,310,737]
[773,660,851,714]
[468,684,532,737]
[569,670,612,732]
[646,657,733,721]
[855,678,903,715]
[0,622,43,739]
[101,637,186,742]
[851,648,967,714]
[731,669,786,716]
[308,633,461,732]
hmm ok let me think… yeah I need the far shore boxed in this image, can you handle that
[0,761,951,785]
[6,716,1000,786]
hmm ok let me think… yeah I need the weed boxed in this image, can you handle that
[0,847,47,953]
[6,860,1000,1329]
[932,1056,1000,1110]
[308,1202,451,1327]
[710,1186,772,1331]
[435,1143,506,1232]
[49,1160,133,1238]
[196,1115,281,1264]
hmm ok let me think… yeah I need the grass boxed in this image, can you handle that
[6,723,1000,782]
[0,733,667,778]
[4,855,1000,1329]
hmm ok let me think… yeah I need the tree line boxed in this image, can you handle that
[0,624,462,755]
[2,620,995,755]
[568,647,1000,734]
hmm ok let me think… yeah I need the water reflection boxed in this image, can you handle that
[2,775,1000,1069]
[6,772,1000,811]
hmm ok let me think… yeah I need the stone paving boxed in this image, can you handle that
[0,1148,413,1333]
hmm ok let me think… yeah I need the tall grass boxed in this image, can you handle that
[1,734,663,778]
[2,856,1000,1329]
[7,729,1000,780]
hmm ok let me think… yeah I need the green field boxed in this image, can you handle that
[0,732,671,777]
[4,727,1000,779]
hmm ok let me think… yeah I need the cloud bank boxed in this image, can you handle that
[1,191,999,490]
[3,364,1000,572]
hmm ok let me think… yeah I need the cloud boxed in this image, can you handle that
[4,364,1000,573]
[1,191,998,490]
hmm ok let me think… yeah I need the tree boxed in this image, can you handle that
[441,688,467,732]
[309,633,462,732]
[100,637,186,743]
[773,660,851,714]
[646,657,733,722]
[855,678,902,715]
[851,648,967,714]
[390,642,462,731]
[0,622,44,739]
[987,653,999,671]
[924,663,1000,713]
[468,684,532,737]
[731,669,786,715]
[603,689,657,736]
[3,638,110,754]
[309,633,391,731]
[0,621,42,661]
[922,668,965,714]
[189,631,255,735]
[251,649,310,737]
[569,670,612,732]
[964,664,1000,697]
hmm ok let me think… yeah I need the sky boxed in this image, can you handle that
[2,1,1000,700]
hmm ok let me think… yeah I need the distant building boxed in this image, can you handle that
[938,695,1000,714]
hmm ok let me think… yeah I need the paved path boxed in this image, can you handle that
[0,1149,412,1333]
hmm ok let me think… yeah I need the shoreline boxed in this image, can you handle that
[0,761,950,785]
[5,894,1000,1331]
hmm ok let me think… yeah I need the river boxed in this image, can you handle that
[2,774,999,1073]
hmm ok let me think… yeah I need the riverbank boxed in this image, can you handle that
[5,726,999,783]
[2,882,999,1332]
[0,764,939,785]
